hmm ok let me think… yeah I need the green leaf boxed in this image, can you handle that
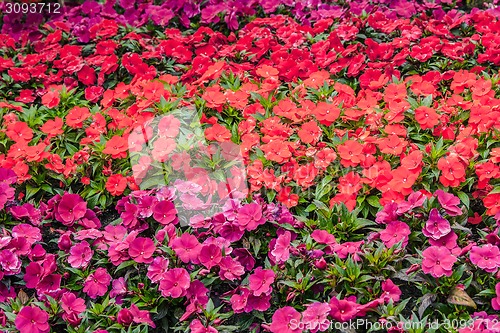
[457,191,470,210]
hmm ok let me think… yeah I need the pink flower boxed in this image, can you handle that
[219,257,245,281]
[435,190,462,216]
[302,302,331,333]
[333,241,364,261]
[329,297,359,322]
[170,233,201,264]
[130,304,156,328]
[24,262,43,288]
[246,292,271,312]
[422,246,457,278]
[270,306,302,333]
[55,193,87,226]
[147,256,169,283]
[422,208,451,240]
[271,231,291,263]
[109,277,127,301]
[470,244,500,273]
[237,202,266,231]
[117,308,134,326]
[311,229,336,245]
[190,319,218,333]
[429,231,458,250]
[68,241,93,268]
[379,221,411,248]
[248,267,275,296]
[128,237,156,264]
[159,268,190,298]
[15,306,50,333]
[152,200,177,225]
[198,244,222,269]
[83,268,111,299]
[381,279,401,303]
[492,283,500,311]
[61,292,86,315]
[11,224,42,245]
[396,191,427,214]
[0,249,21,275]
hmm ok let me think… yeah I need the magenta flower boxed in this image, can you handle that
[0,182,15,210]
[422,208,451,240]
[422,246,457,278]
[271,231,292,263]
[470,244,500,273]
[396,191,427,214]
[246,292,272,312]
[379,221,411,248]
[311,229,336,245]
[329,297,359,322]
[301,302,331,333]
[61,292,86,315]
[219,257,245,281]
[24,262,43,288]
[147,256,169,283]
[15,305,50,333]
[237,202,266,231]
[12,224,42,245]
[128,237,156,264]
[159,268,191,298]
[429,231,458,250]
[492,282,500,311]
[198,244,223,270]
[68,241,93,268]
[55,193,87,226]
[129,304,156,328]
[152,200,177,225]
[83,268,111,299]
[0,249,21,275]
[381,279,402,303]
[248,267,275,296]
[269,306,302,333]
[170,233,201,264]
[435,190,462,216]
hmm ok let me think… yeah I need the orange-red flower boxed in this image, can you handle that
[106,174,128,196]
[102,135,129,159]
[337,140,364,167]
[66,106,91,129]
[415,106,439,129]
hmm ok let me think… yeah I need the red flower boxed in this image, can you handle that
[102,135,128,159]
[6,121,33,143]
[205,123,231,142]
[40,117,64,139]
[337,140,364,167]
[41,89,60,109]
[105,174,127,196]
[415,106,439,129]
[15,306,50,333]
[297,120,322,145]
[85,86,104,103]
[66,106,91,128]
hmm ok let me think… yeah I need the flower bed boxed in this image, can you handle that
[1,1,500,333]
